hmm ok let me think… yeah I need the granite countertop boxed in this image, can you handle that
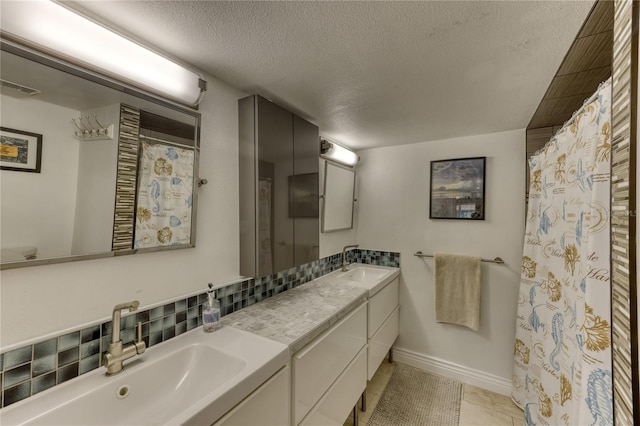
[221,279,368,354]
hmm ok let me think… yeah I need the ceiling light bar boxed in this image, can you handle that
[320,138,359,167]
[0,0,206,107]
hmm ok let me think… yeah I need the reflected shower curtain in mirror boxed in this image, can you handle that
[258,177,273,276]
[512,78,612,425]
[135,142,194,249]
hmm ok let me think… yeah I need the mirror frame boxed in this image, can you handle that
[0,40,202,270]
[321,160,356,233]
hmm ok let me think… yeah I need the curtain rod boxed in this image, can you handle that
[530,78,611,160]
[139,134,195,150]
[413,251,504,264]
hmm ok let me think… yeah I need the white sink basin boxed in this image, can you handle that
[319,264,400,297]
[338,267,388,283]
[1,326,289,426]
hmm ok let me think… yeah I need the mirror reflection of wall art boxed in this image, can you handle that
[0,127,42,173]
[288,172,319,218]
[430,156,486,220]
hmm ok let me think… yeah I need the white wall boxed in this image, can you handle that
[0,74,245,348]
[71,104,120,255]
[1,95,80,259]
[355,129,525,392]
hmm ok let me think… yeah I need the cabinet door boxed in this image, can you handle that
[239,95,319,278]
[213,366,290,426]
[293,303,367,425]
[301,347,367,426]
[368,277,399,338]
[292,115,319,266]
[257,96,294,275]
[368,306,399,380]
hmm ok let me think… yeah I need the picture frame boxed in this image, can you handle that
[288,172,319,218]
[0,127,43,173]
[430,156,486,220]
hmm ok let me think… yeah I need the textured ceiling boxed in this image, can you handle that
[66,1,594,150]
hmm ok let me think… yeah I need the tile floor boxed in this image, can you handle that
[344,361,524,425]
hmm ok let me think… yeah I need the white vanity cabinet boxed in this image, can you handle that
[213,366,290,426]
[367,276,399,380]
[293,302,367,425]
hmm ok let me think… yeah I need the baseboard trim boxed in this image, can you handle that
[391,346,512,396]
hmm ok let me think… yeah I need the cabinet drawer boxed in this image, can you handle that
[293,302,367,425]
[368,305,399,380]
[368,277,399,338]
[301,346,367,426]
[213,366,290,426]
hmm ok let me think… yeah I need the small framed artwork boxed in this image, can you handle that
[288,172,319,218]
[430,156,486,220]
[0,127,43,173]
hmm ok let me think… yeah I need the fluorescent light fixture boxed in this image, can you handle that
[1,0,206,107]
[320,139,359,167]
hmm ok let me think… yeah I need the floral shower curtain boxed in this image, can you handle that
[135,142,194,249]
[512,79,613,426]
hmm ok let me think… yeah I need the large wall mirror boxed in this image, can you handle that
[321,160,355,232]
[0,42,201,269]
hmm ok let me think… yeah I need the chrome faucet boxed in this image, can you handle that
[103,301,146,376]
[342,244,359,271]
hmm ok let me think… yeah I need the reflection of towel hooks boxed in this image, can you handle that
[197,178,208,187]
[72,114,114,141]
[92,115,106,129]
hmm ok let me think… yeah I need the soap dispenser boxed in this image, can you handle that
[202,283,221,332]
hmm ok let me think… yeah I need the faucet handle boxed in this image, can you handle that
[113,300,140,313]
[134,321,146,355]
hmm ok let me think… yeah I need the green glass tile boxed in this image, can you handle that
[58,332,80,352]
[4,364,30,389]
[34,339,57,360]
[3,381,30,407]
[4,346,31,370]
[32,354,55,378]
[32,371,56,395]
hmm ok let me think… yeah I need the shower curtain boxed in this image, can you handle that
[135,142,194,249]
[512,79,613,426]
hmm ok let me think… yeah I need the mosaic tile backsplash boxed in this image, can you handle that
[0,249,399,408]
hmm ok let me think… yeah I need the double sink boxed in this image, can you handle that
[0,263,396,425]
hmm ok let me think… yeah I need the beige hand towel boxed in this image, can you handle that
[434,253,482,331]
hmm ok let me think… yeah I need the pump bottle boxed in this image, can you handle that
[202,283,220,332]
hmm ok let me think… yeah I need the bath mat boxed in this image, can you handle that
[367,363,462,426]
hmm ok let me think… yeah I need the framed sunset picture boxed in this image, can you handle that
[430,157,485,220]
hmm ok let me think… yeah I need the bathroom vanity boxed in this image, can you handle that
[318,264,401,380]
[0,264,400,426]
[223,263,400,425]
[221,278,368,425]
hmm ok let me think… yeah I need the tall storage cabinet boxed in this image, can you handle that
[239,95,319,278]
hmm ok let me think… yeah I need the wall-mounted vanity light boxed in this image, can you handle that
[320,138,359,167]
[0,0,206,107]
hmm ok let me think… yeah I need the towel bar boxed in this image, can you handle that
[414,251,504,264]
